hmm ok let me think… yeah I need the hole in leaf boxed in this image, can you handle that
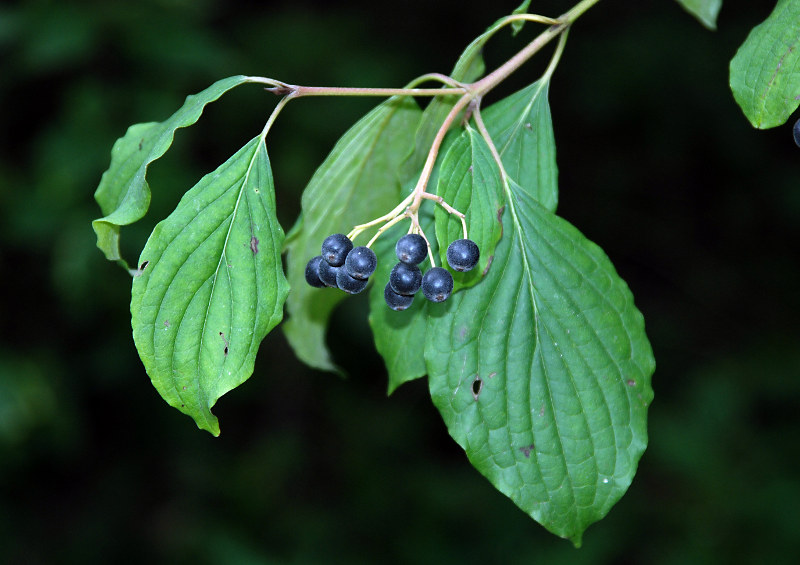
[472,376,483,400]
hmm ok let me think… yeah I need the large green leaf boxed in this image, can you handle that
[434,125,504,290]
[730,0,800,128]
[283,97,421,371]
[674,0,722,30]
[131,135,288,436]
[425,181,654,545]
[482,78,558,212]
[93,75,257,266]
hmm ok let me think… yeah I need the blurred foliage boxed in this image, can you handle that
[1,0,799,563]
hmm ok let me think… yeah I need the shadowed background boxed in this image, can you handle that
[1,0,798,563]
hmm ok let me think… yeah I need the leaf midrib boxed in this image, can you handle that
[197,140,263,392]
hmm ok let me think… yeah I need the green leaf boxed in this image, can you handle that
[425,181,654,545]
[482,78,558,212]
[373,74,560,394]
[434,125,504,289]
[730,0,800,129]
[93,75,258,266]
[131,135,288,436]
[283,97,422,372]
[367,219,430,394]
[675,0,722,30]
[511,0,532,35]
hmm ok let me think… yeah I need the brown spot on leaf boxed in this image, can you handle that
[482,255,494,276]
[219,332,230,356]
[519,444,535,458]
[250,236,259,254]
[163,319,170,328]
[139,139,144,150]
[626,379,636,387]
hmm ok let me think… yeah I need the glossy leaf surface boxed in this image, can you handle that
[426,181,654,545]
[482,78,558,212]
[131,136,288,436]
[433,125,504,290]
[730,0,800,128]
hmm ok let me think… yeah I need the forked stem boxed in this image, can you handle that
[262,0,601,263]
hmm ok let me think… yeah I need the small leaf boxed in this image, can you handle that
[730,0,800,129]
[425,181,654,544]
[404,7,526,175]
[434,125,504,289]
[131,136,288,436]
[482,78,558,212]
[367,220,430,394]
[674,0,722,30]
[511,0,532,35]
[283,97,421,372]
[93,75,258,266]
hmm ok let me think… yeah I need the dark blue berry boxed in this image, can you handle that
[321,233,353,267]
[794,118,800,148]
[344,246,377,280]
[317,260,339,287]
[305,256,326,288]
[384,283,414,311]
[422,267,453,302]
[389,262,422,296]
[336,269,369,294]
[446,238,480,272]
[395,233,428,265]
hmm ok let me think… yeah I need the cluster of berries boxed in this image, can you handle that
[304,232,480,311]
[304,234,377,294]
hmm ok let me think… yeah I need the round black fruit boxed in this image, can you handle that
[305,256,326,288]
[446,238,480,272]
[321,233,353,267]
[317,260,340,287]
[422,267,454,302]
[794,118,800,148]
[395,233,428,265]
[384,283,414,311]
[344,246,377,280]
[389,262,422,296]
[336,269,369,294]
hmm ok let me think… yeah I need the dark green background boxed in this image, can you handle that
[1,0,798,563]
